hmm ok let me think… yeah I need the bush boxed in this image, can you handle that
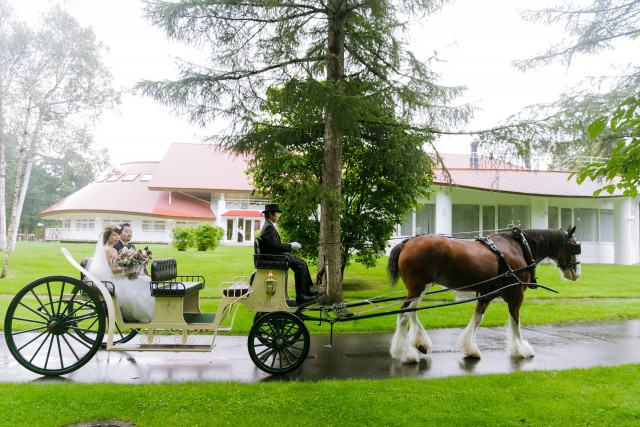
[193,224,224,251]
[171,226,194,251]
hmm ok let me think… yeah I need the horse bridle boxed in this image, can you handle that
[558,232,581,270]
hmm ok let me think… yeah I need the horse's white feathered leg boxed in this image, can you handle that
[457,310,484,358]
[507,315,534,358]
[408,287,432,354]
[390,312,421,363]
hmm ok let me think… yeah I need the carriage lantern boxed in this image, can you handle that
[264,272,277,299]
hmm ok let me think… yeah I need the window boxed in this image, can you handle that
[176,221,196,226]
[415,205,435,235]
[482,206,496,236]
[142,220,165,232]
[103,219,131,228]
[141,174,153,182]
[254,220,261,236]
[452,204,479,239]
[63,220,71,229]
[76,219,95,230]
[122,174,138,182]
[498,205,530,230]
[599,210,614,242]
[226,219,234,240]
[561,208,573,230]
[575,208,597,242]
[400,211,413,236]
[548,207,559,229]
[106,174,122,182]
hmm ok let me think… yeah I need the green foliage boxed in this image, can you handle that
[479,0,640,170]
[232,78,435,274]
[574,91,640,197]
[170,225,194,251]
[193,224,224,251]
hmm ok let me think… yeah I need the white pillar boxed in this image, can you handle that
[613,198,634,265]
[530,197,548,229]
[435,190,452,236]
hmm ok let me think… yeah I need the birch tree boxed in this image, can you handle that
[138,0,469,302]
[1,5,119,278]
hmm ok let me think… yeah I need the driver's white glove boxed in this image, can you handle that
[291,242,302,251]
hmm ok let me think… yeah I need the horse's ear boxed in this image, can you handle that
[567,225,576,238]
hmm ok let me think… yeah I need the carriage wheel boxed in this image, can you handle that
[4,276,105,376]
[73,299,138,348]
[247,312,310,375]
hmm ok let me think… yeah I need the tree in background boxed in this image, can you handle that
[477,0,639,171]
[574,90,640,197]
[138,0,468,302]
[0,2,119,277]
[232,78,434,277]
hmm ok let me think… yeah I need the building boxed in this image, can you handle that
[39,143,268,245]
[40,143,639,264]
[393,154,639,265]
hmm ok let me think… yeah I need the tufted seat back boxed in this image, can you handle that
[151,258,177,282]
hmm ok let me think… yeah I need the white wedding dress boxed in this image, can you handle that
[88,239,155,323]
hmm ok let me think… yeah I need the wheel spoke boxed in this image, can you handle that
[17,330,49,352]
[17,301,50,322]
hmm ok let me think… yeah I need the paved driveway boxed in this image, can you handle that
[2,319,639,383]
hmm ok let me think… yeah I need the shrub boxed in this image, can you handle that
[171,226,194,251]
[193,224,224,251]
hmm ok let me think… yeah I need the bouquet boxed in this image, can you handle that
[113,247,148,279]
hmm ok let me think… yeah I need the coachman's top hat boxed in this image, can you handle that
[262,203,282,214]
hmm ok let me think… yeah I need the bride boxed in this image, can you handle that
[89,226,155,323]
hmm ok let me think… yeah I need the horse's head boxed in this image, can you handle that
[553,226,581,281]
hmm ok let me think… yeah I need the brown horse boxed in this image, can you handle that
[387,227,581,363]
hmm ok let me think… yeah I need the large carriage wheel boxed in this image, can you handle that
[4,275,105,376]
[247,311,310,375]
[73,298,138,348]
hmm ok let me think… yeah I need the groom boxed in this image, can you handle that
[260,204,319,305]
[114,223,135,251]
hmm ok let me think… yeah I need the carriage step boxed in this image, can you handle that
[109,343,213,352]
[183,312,216,324]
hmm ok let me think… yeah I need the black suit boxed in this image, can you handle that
[114,241,136,251]
[260,220,313,296]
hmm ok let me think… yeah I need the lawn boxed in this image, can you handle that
[1,365,639,426]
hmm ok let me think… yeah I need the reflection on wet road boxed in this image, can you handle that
[3,319,639,384]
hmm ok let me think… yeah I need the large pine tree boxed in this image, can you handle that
[138,0,468,301]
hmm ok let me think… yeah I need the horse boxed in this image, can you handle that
[387,226,581,363]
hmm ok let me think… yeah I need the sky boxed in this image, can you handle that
[6,0,635,168]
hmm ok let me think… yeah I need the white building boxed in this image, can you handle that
[40,144,639,264]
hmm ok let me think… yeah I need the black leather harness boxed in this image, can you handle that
[476,227,538,288]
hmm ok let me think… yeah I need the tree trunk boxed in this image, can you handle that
[10,152,34,250]
[0,97,6,251]
[319,1,346,303]
[1,104,34,278]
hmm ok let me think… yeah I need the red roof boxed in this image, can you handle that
[222,210,263,217]
[39,162,216,220]
[435,168,623,197]
[148,143,253,192]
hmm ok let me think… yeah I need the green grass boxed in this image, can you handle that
[1,241,640,331]
[1,364,639,426]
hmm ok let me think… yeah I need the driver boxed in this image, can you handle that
[259,204,319,305]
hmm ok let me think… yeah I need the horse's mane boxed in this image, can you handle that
[495,228,566,262]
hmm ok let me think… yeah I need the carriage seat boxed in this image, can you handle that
[80,257,115,295]
[253,237,289,270]
[150,258,205,297]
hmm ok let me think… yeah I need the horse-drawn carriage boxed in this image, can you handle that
[4,226,581,377]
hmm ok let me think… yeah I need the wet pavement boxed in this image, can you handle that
[2,319,639,383]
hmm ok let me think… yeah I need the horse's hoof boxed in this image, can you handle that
[463,352,481,359]
[416,345,429,354]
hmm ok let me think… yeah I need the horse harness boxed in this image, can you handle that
[476,227,538,299]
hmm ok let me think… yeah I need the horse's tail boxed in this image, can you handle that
[388,239,409,287]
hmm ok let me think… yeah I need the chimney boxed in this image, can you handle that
[470,141,479,169]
